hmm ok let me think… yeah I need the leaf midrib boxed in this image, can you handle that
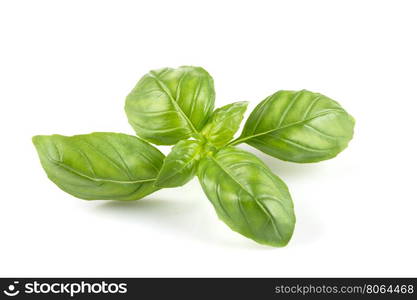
[207,155,283,240]
[230,108,346,145]
[148,71,199,136]
[46,156,156,184]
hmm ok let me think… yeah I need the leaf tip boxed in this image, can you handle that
[32,135,43,147]
[236,101,249,110]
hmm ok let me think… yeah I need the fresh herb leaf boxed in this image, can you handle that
[234,90,355,162]
[125,66,215,145]
[33,132,164,200]
[201,101,248,147]
[198,147,295,247]
[155,139,202,188]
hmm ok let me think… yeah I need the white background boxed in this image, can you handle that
[1,0,416,277]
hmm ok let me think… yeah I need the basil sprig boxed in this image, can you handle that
[33,66,355,247]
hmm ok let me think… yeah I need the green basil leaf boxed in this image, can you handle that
[198,147,296,247]
[201,101,248,147]
[236,90,355,163]
[155,140,202,188]
[125,66,215,145]
[32,132,164,200]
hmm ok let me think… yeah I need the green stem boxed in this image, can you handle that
[226,135,255,146]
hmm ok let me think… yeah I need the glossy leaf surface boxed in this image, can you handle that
[201,101,248,147]
[125,66,215,145]
[198,147,296,247]
[33,132,164,200]
[237,90,355,162]
[155,140,202,188]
